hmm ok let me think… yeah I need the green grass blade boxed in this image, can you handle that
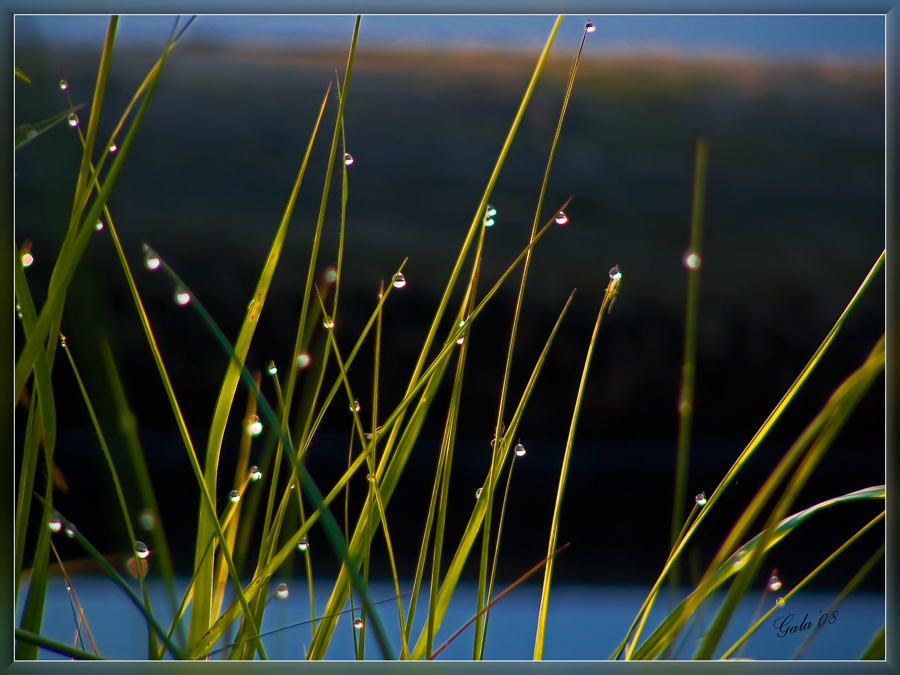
[15,104,86,150]
[860,626,885,660]
[614,249,884,659]
[14,629,104,660]
[669,138,708,592]
[533,274,621,660]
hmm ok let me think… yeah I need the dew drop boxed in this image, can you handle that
[275,583,289,599]
[94,219,104,231]
[64,526,75,538]
[585,21,596,33]
[456,320,466,345]
[324,265,338,283]
[323,317,335,329]
[732,552,747,571]
[392,273,407,289]
[15,304,23,319]
[695,491,707,506]
[67,113,79,127]
[515,443,526,457]
[229,490,241,503]
[484,218,495,228]
[366,472,376,482]
[296,352,312,369]
[267,360,277,376]
[364,426,383,440]
[249,466,262,481]
[138,508,156,531]
[344,153,354,166]
[768,573,782,591]
[297,536,308,552]
[475,487,483,499]
[135,541,150,559]
[609,265,622,281]
[59,333,67,348]
[108,143,118,153]
[555,211,569,225]
[247,415,263,436]
[59,79,68,90]
[353,618,364,629]
[350,399,361,413]
[486,205,497,218]
[48,513,62,533]
[683,251,702,270]
[775,597,786,605]
[22,253,34,267]
[141,245,161,271]
[174,286,191,306]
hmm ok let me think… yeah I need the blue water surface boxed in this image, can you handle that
[17,577,884,661]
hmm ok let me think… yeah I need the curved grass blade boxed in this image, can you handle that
[613,249,885,659]
[533,273,621,660]
[15,104,86,150]
[14,629,103,661]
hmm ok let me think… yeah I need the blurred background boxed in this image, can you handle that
[15,14,885,594]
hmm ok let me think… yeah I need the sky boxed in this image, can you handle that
[14,14,886,62]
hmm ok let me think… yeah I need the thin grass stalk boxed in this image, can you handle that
[410,290,574,659]
[477,26,591,660]
[669,138,708,593]
[620,486,883,660]
[49,541,98,656]
[60,337,158,657]
[720,517,884,659]
[613,249,884,659]
[14,629,104,661]
[793,543,884,659]
[693,336,885,659]
[533,273,620,659]
[430,544,570,660]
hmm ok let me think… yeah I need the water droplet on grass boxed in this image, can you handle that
[555,211,569,225]
[367,472,376,482]
[365,426,383,441]
[456,320,466,345]
[267,360,277,376]
[22,253,34,267]
[585,21,596,33]
[94,219,104,231]
[59,79,68,90]
[515,443,526,457]
[67,113,79,127]
[353,618,364,629]
[609,265,622,281]
[296,352,311,369]
[249,466,262,481]
[475,487,483,499]
[695,491,707,506]
[229,490,241,503]
[392,273,406,289]
[108,143,118,153]
[768,573,782,591]
[275,583,289,599]
[484,218,495,227]
[324,266,338,283]
[323,318,334,329]
[247,415,262,436]
[683,251,702,270]
[297,536,308,552]
[48,514,62,533]
[350,399,361,413]
[15,304,22,319]
[344,153,354,166]
[142,245,161,271]
[174,286,191,306]
[135,541,150,558]
[486,205,497,218]
[59,333,67,348]
[64,526,76,538]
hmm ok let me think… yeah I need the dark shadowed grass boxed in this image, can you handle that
[14,14,884,661]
